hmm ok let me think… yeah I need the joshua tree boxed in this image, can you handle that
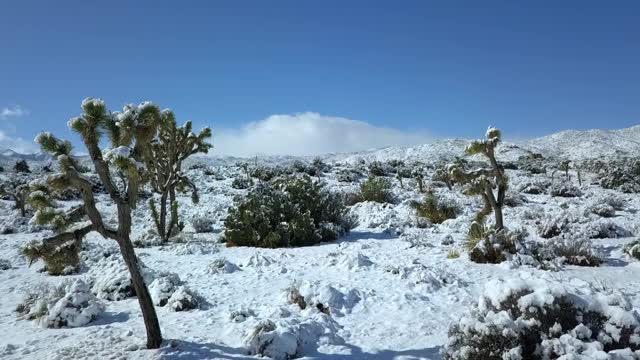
[433,166,453,190]
[0,181,30,216]
[396,172,404,189]
[559,160,571,180]
[31,98,163,348]
[14,159,31,173]
[412,167,425,193]
[450,127,507,231]
[147,110,212,242]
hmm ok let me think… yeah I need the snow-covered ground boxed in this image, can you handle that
[1,126,640,359]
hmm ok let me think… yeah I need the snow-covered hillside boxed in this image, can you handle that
[1,125,640,359]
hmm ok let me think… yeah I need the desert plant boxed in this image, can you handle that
[465,223,526,264]
[30,98,163,348]
[410,192,460,224]
[412,167,425,193]
[0,180,30,216]
[538,238,601,267]
[146,110,212,242]
[446,249,460,259]
[450,127,507,230]
[14,159,31,173]
[223,175,354,248]
[359,176,393,203]
[442,278,640,359]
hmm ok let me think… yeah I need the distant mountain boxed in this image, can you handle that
[329,125,640,164]
[1,125,639,166]
[525,125,640,160]
[0,149,52,163]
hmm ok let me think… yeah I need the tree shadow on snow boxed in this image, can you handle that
[339,230,398,243]
[88,311,130,326]
[316,344,442,360]
[598,244,629,267]
[157,339,255,360]
[157,339,441,360]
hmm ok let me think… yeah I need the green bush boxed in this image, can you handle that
[465,223,527,264]
[359,176,393,203]
[223,175,355,248]
[410,192,460,224]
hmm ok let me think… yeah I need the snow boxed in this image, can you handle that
[1,125,640,359]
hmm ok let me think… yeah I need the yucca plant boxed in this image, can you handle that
[146,110,212,242]
[30,98,163,348]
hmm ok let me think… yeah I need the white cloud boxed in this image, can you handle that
[0,131,38,154]
[0,105,29,120]
[213,112,431,157]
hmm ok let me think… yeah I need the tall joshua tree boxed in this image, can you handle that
[147,110,212,241]
[33,98,163,348]
[450,127,507,231]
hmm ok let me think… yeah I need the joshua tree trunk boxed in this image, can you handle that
[116,216,162,348]
[158,191,169,241]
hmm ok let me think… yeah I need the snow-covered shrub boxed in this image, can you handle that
[284,282,361,317]
[581,220,631,239]
[410,192,460,224]
[549,182,583,197]
[624,240,640,260]
[231,176,252,189]
[223,175,354,248]
[358,176,393,204]
[442,277,640,359]
[336,168,363,183]
[466,223,527,264]
[587,203,616,218]
[148,276,200,311]
[538,238,601,267]
[245,313,344,360]
[16,280,103,328]
[250,165,279,182]
[14,159,31,173]
[0,258,11,270]
[190,214,215,233]
[598,161,640,193]
[206,258,240,274]
[89,255,154,300]
[518,181,548,195]
[538,213,578,239]
[503,191,528,207]
[368,161,387,176]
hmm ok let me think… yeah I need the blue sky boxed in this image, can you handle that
[1,1,639,155]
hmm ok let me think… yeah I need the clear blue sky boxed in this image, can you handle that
[1,0,639,153]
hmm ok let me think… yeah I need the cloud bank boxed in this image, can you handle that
[213,112,431,157]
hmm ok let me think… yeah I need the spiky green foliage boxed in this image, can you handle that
[223,175,355,248]
[410,192,460,224]
[359,176,393,203]
[146,110,212,241]
[449,127,508,230]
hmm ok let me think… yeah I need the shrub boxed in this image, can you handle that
[625,240,640,260]
[190,214,215,233]
[538,238,601,266]
[466,223,527,264]
[336,168,363,183]
[14,159,31,173]
[587,203,616,218]
[223,175,354,248]
[538,213,577,239]
[410,192,460,224]
[549,182,582,197]
[231,176,252,189]
[368,161,386,177]
[359,176,393,203]
[447,249,460,259]
[442,278,640,359]
[16,279,103,328]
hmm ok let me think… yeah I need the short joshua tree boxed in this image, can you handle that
[146,110,212,242]
[30,98,163,348]
[14,159,31,173]
[0,180,30,217]
[450,127,507,231]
